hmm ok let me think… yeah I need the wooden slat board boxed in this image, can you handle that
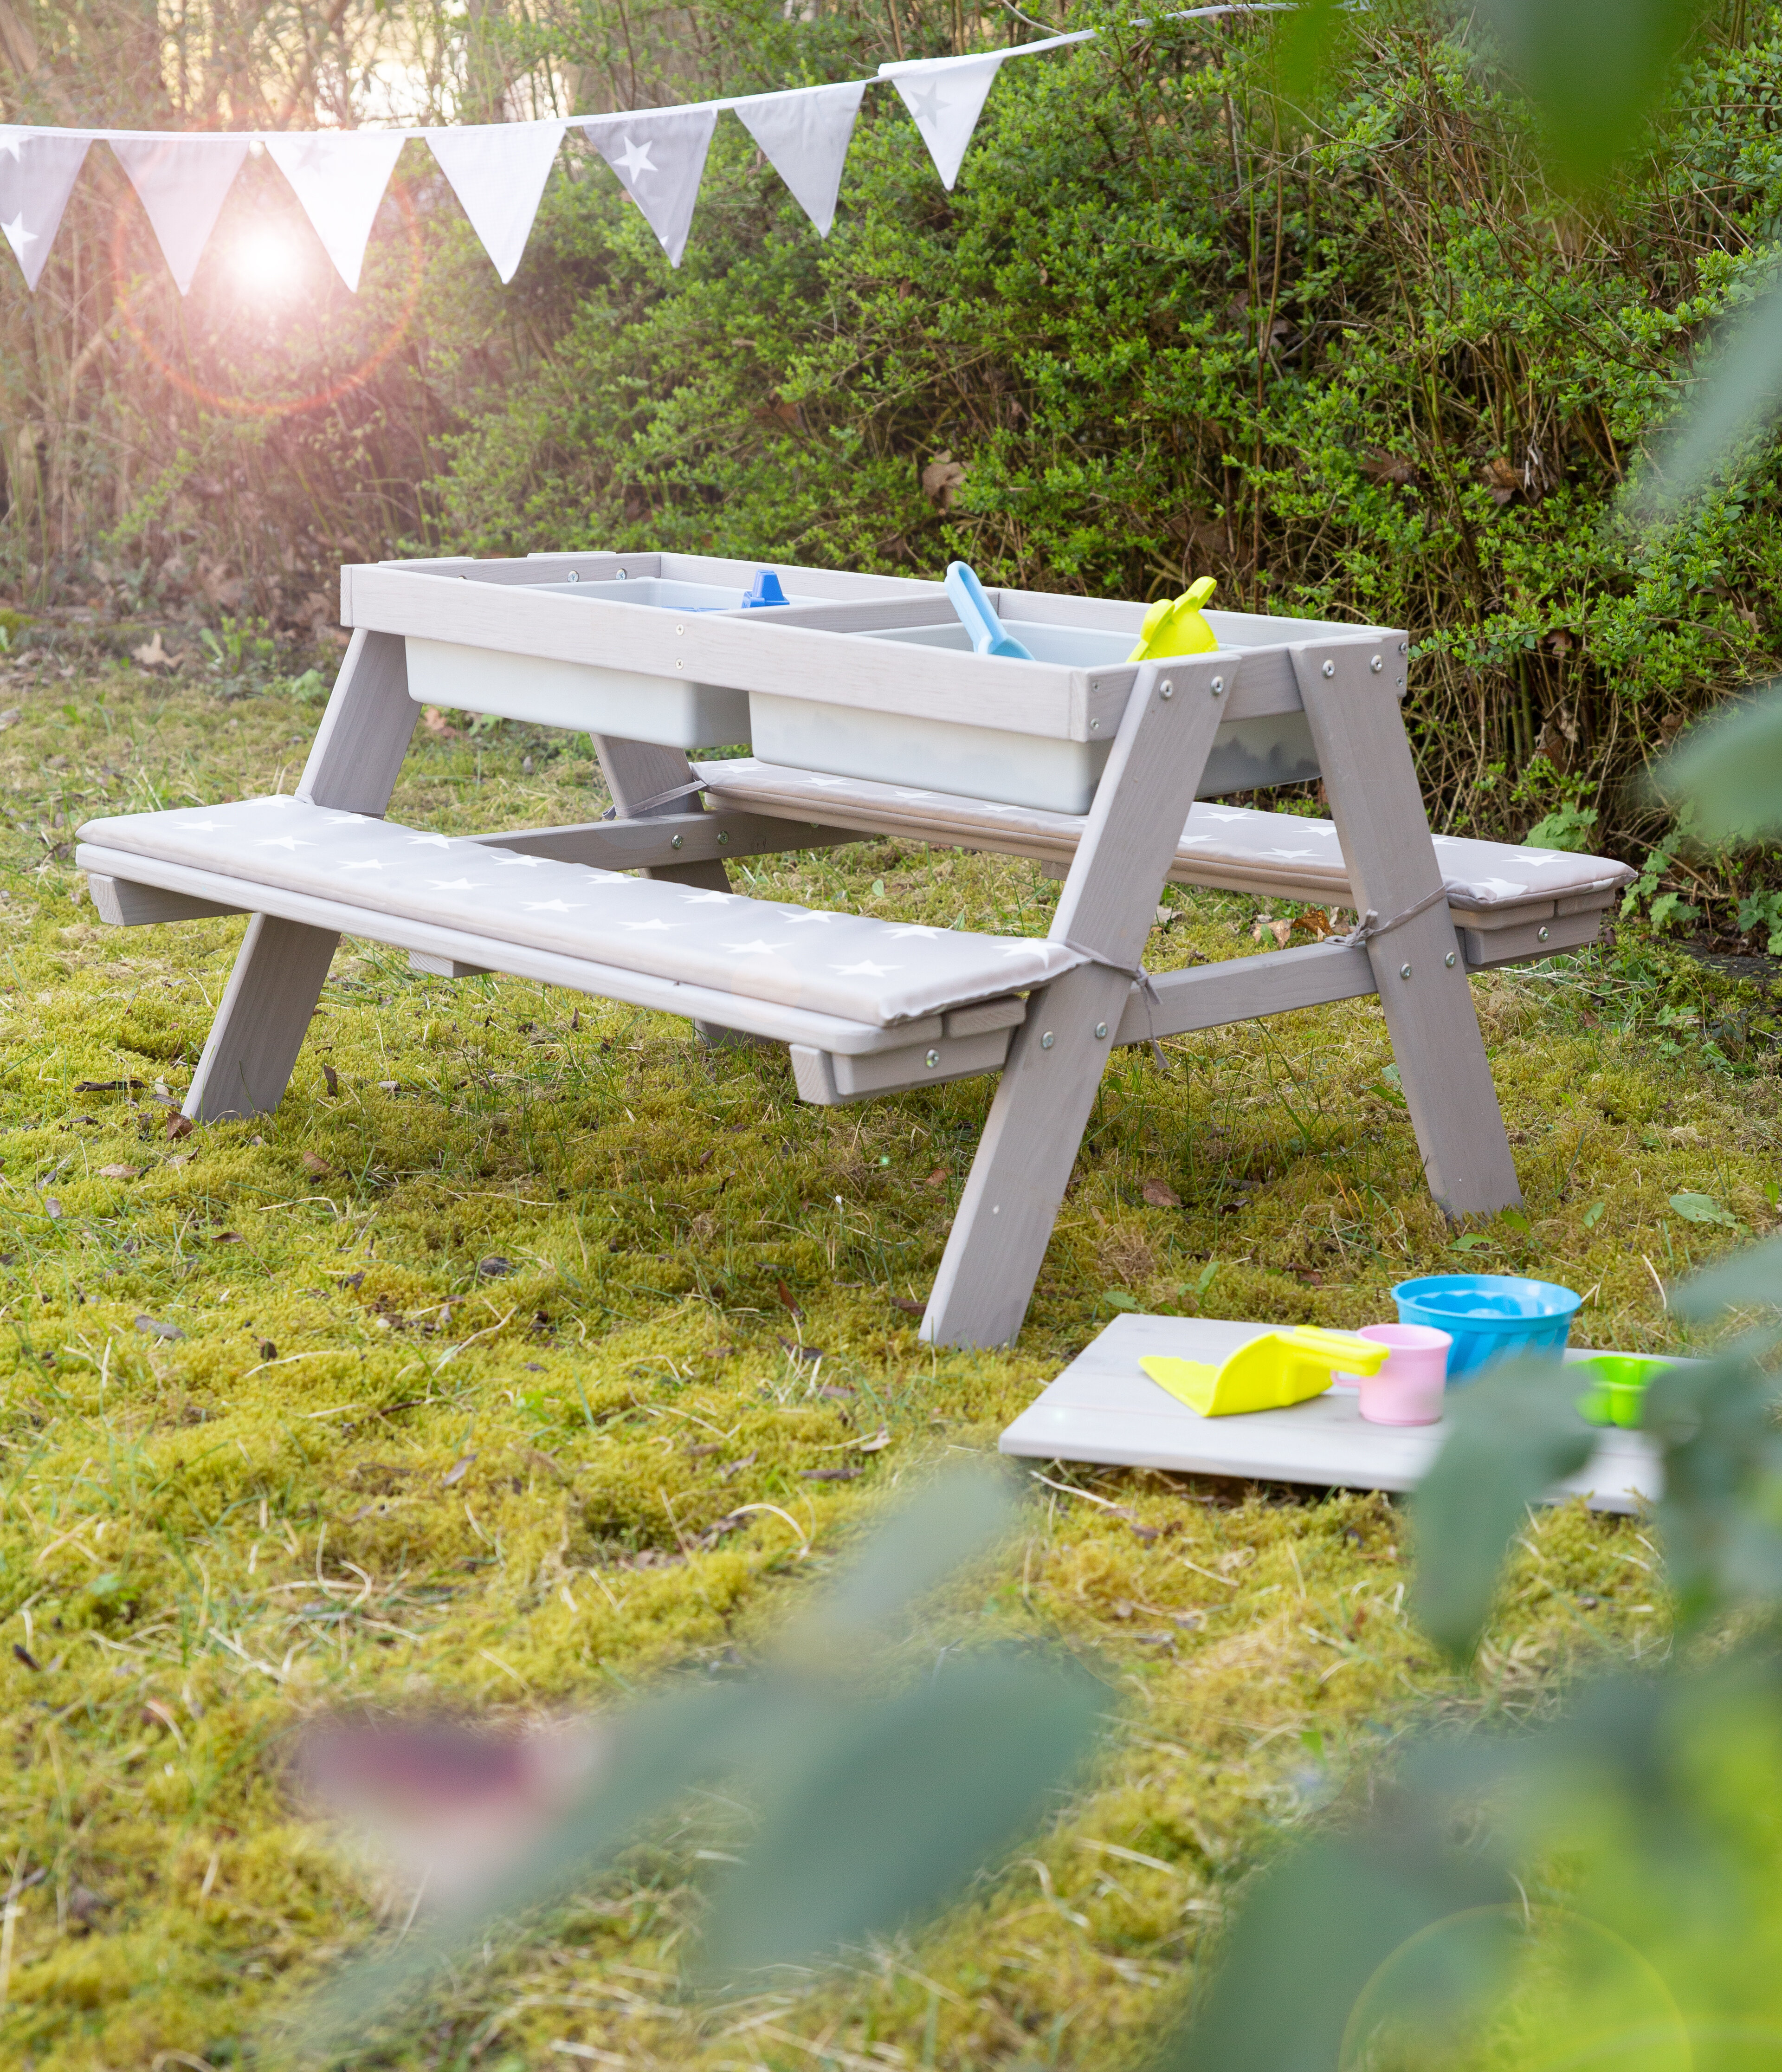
[999,1313,1671,1515]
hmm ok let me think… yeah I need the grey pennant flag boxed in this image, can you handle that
[0,129,90,292]
[581,106,717,268]
[732,81,866,239]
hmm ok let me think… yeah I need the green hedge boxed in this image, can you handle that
[422,10,1782,926]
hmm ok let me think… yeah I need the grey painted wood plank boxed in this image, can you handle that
[922,658,1234,1350]
[997,1314,1666,1513]
[296,629,419,817]
[461,810,853,871]
[1114,938,1377,1043]
[187,629,419,1121]
[78,844,947,1057]
[86,875,244,925]
[183,914,341,1122]
[1294,638,1522,1217]
[589,734,733,896]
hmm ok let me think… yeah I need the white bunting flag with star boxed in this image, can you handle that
[581,106,717,268]
[427,119,566,283]
[731,81,866,238]
[0,129,90,291]
[110,134,251,295]
[265,130,407,292]
[880,32,1092,191]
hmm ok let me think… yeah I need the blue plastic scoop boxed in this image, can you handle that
[945,561,1033,660]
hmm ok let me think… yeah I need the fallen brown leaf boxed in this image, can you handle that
[97,1164,141,1180]
[440,1453,476,1487]
[166,1114,193,1141]
[1141,1178,1181,1208]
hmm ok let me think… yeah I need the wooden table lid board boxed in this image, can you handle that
[998,1313,1670,1515]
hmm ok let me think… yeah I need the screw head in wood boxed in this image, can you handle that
[1094,1022,1109,1039]
[671,834,683,849]
[616,567,628,578]
[717,831,729,845]
[1210,675,1225,694]
[676,660,684,669]
[1445,951,1456,967]
[1040,1031,1054,1049]
[567,570,579,583]
[1538,924,1550,940]
[1322,660,1336,678]
[926,1049,940,1068]
[1369,655,1383,673]
[675,623,684,634]
[1090,719,1100,732]
[1160,681,1174,699]
[1400,963,1412,980]
[1398,640,1407,654]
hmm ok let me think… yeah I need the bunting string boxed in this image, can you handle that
[0,9,1268,294]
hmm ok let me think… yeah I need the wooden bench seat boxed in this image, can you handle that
[75,796,1069,1083]
[694,759,1635,965]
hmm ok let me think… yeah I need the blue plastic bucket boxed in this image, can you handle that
[1389,1274,1582,1379]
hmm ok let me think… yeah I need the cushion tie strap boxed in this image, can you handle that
[1336,881,1465,948]
[1062,938,1169,1070]
[600,777,708,822]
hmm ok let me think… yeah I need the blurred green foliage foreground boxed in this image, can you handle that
[0,654,1777,2072]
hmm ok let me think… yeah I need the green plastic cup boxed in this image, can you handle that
[1574,1355,1672,1430]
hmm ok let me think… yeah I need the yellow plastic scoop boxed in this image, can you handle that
[1141,1326,1389,1417]
[1126,577,1218,664]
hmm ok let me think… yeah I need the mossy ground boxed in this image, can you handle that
[0,655,1775,2072]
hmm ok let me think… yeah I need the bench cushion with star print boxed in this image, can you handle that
[76,796,1083,1026]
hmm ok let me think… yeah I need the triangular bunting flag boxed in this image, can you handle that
[731,81,865,238]
[0,130,90,292]
[265,130,407,292]
[885,53,1005,191]
[110,135,250,295]
[882,32,1094,191]
[427,119,566,282]
[581,106,717,268]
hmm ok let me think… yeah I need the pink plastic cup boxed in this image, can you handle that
[1351,1324,1452,1426]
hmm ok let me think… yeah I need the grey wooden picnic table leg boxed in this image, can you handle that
[183,629,417,1122]
[1293,636,1522,1218]
[921,655,1233,1350]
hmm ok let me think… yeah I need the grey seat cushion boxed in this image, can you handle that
[697,760,1635,917]
[75,796,1081,1027]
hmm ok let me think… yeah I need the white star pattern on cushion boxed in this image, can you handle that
[73,795,1088,1028]
[407,834,453,848]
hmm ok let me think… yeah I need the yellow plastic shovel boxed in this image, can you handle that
[1141,1326,1389,1417]
[1126,576,1219,664]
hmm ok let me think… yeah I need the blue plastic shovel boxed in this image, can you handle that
[945,561,1033,659]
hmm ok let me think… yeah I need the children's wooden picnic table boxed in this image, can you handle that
[77,552,1631,1348]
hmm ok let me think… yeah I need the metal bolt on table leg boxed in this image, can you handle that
[1400,963,1412,980]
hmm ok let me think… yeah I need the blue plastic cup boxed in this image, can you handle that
[1389,1274,1582,1380]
